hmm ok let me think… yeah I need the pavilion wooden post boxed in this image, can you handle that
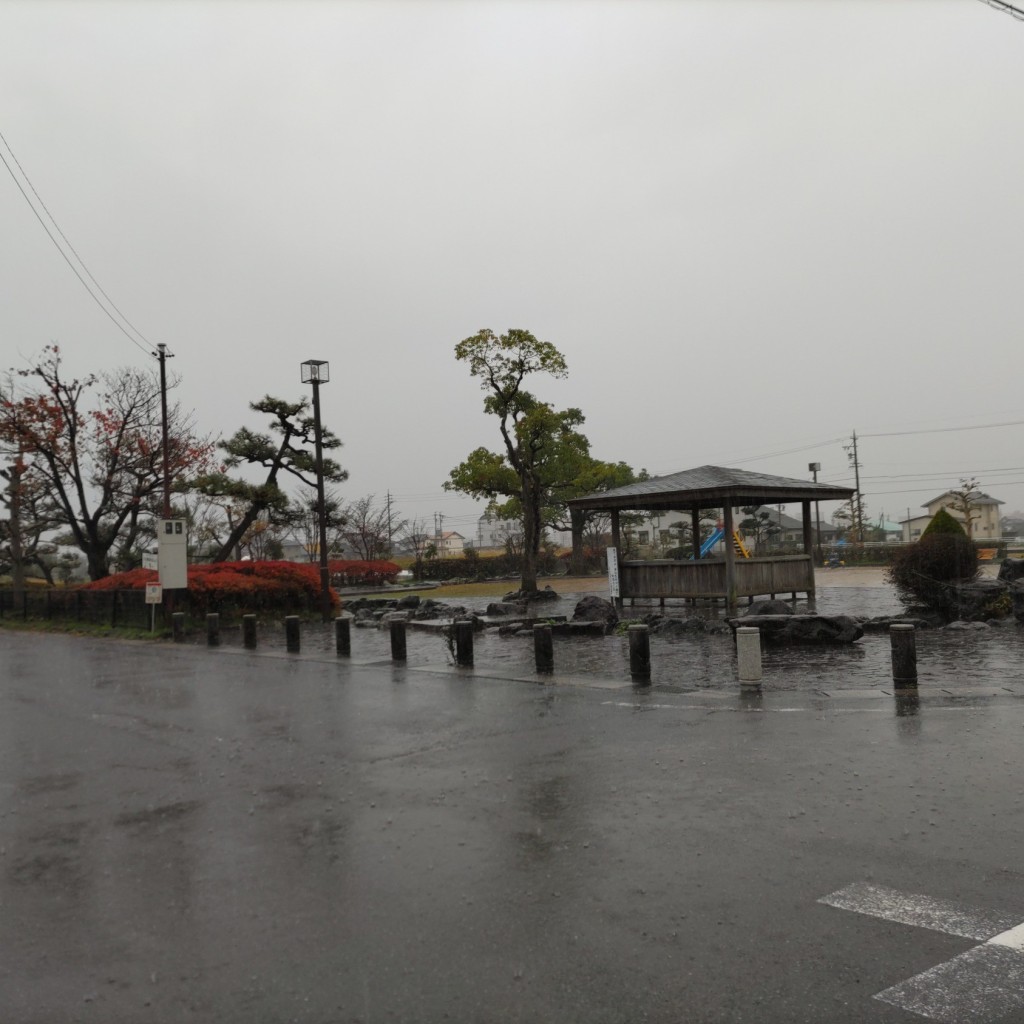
[610,509,623,609]
[801,501,816,601]
[723,504,737,611]
[690,508,702,559]
[569,507,585,575]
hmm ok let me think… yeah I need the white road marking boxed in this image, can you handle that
[820,882,1024,1024]
[874,944,1024,1024]
[819,882,1018,941]
[988,921,1024,950]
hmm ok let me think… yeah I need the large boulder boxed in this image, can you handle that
[998,558,1024,583]
[395,594,421,610]
[572,596,618,631]
[729,614,863,644]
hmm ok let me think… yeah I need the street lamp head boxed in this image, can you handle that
[301,359,330,384]
[808,462,821,473]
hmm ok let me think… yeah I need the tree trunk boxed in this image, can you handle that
[519,479,543,594]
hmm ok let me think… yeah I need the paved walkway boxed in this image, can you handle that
[1,630,1023,1023]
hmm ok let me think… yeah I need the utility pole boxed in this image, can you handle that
[155,344,173,519]
[844,430,864,542]
[385,490,393,558]
[809,462,823,565]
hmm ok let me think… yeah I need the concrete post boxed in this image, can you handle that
[533,624,554,674]
[628,624,651,684]
[335,616,351,657]
[172,611,186,643]
[890,623,917,687]
[390,619,407,661]
[455,619,474,667]
[206,612,220,647]
[242,614,257,649]
[285,615,300,653]
[736,626,762,684]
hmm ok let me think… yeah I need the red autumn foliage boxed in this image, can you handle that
[80,560,336,613]
[79,559,400,612]
[328,560,400,586]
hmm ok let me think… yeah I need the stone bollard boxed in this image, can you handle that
[206,612,220,647]
[390,619,407,661]
[890,623,917,687]
[533,624,554,675]
[628,624,651,684]
[172,611,186,643]
[455,619,474,667]
[285,615,300,653]
[242,614,257,649]
[736,626,762,684]
[335,616,351,657]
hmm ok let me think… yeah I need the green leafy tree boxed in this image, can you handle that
[190,395,347,562]
[445,329,571,593]
[739,505,782,555]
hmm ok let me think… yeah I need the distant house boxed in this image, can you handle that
[759,508,840,547]
[476,514,522,550]
[435,531,465,557]
[901,490,1004,542]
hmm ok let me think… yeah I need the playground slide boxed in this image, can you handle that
[699,528,724,558]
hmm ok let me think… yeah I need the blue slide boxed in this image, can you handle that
[698,527,724,558]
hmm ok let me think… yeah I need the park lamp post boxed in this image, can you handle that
[809,462,823,566]
[301,359,332,623]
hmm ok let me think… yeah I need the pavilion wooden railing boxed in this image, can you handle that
[619,555,814,601]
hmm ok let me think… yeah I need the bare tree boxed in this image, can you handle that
[399,517,433,577]
[945,477,982,540]
[340,494,403,560]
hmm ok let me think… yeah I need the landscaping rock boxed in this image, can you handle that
[998,558,1024,584]
[945,620,989,630]
[950,579,1011,621]
[571,596,618,631]
[649,616,708,637]
[728,614,864,644]
[396,595,421,610]
[487,601,528,617]
[744,600,794,617]
[859,615,934,632]
[1011,580,1024,623]
[503,586,559,603]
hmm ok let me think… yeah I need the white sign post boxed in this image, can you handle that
[145,583,162,632]
[607,546,620,600]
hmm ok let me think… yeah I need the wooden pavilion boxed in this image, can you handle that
[566,465,854,610]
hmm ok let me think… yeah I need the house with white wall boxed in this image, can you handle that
[901,489,1003,542]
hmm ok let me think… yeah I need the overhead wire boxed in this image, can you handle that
[0,129,156,359]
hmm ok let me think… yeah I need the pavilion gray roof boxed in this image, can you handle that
[567,465,854,512]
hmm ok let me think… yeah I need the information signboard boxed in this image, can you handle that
[145,583,163,605]
[607,546,620,599]
[158,518,188,589]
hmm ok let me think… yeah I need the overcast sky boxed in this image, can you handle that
[3,0,1023,540]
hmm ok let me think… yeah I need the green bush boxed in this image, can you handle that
[885,524,978,615]
[921,507,965,538]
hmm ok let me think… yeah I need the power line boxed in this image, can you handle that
[0,129,154,358]
[977,0,1024,21]
[859,418,1024,439]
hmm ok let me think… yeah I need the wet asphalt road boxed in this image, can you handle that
[2,630,1024,1023]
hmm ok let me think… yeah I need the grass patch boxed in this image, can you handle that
[0,617,168,641]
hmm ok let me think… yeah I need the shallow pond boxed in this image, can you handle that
[210,585,1024,695]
